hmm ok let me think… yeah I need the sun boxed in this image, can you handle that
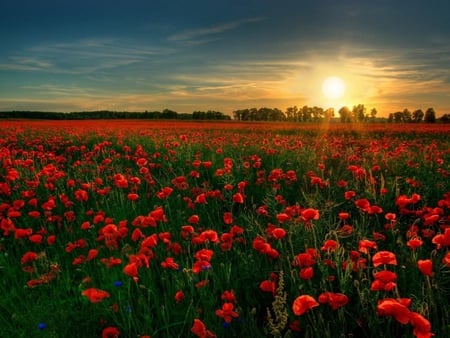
[322,76,346,100]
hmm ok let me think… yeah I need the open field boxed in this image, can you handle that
[1,120,449,337]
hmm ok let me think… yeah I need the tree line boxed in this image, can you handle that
[1,105,449,123]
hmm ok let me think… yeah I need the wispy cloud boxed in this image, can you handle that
[0,38,174,74]
[168,17,264,45]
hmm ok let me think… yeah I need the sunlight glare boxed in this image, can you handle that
[322,76,346,100]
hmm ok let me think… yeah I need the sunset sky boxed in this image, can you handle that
[1,0,449,117]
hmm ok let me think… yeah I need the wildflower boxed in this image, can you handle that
[127,193,139,201]
[82,288,110,303]
[102,326,120,338]
[222,212,233,225]
[260,279,276,295]
[123,262,139,278]
[407,237,423,250]
[301,208,319,222]
[215,302,239,323]
[271,227,287,240]
[358,239,377,254]
[221,290,236,303]
[417,259,433,277]
[431,227,450,249]
[21,251,38,265]
[376,298,410,324]
[318,292,349,310]
[174,290,185,303]
[443,252,450,267]
[372,251,397,267]
[299,267,314,280]
[161,257,179,270]
[191,319,216,338]
[232,192,244,204]
[292,295,319,316]
[37,322,47,330]
[321,239,339,252]
[409,312,433,338]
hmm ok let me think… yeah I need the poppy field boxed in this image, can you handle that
[0,120,449,338]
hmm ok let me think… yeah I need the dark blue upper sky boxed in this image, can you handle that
[1,0,449,116]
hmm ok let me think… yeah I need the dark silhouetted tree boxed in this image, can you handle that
[424,108,436,123]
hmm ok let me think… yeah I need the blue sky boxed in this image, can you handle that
[1,0,449,116]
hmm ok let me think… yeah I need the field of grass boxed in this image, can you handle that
[0,120,449,337]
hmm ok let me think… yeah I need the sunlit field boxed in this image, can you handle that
[1,120,449,338]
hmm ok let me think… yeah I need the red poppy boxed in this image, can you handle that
[292,295,319,316]
[21,251,38,265]
[102,326,120,338]
[232,192,244,204]
[409,312,433,338]
[174,290,185,303]
[221,290,236,303]
[123,262,139,278]
[318,292,349,310]
[417,259,433,277]
[259,279,276,295]
[321,239,339,252]
[301,208,319,222]
[294,252,316,267]
[215,302,239,323]
[407,237,424,250]
[161,257,179,270]
[127,193,139,201]
[443,252,450,267]
[372,251,397,267]
[271,227,287,240]
[222,212,233,225]
[82,288,110,303]
[431,227,450,249]
[299,267,314,280]
[191,319,216,338]
[376,298,410,324]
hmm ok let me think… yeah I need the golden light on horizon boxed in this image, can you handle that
[322,76,346,100]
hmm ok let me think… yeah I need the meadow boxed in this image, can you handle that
[0,120,449,338]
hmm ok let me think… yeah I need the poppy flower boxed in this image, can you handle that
[292,295,319,316]
[321,239,339,252]
[82,288,110,303]
[409,312,433,338]
[221,290,236,303]
[161,257,179,270]
[232,193,244,204]
[299,267,314,280]
[174,290,185,303]
[318,292,349,310]
[215,302,239,323]
[191,319,216,338]
[376,298,410,324]
[443,252,450,267]
[259,279,276,295]
[271,227,287,240]
[301,208,320,222]
[417,259,433,277]
[102,326,120,338]
[431,227,450,249]
[372,251,397,267]
[407,237,424,250]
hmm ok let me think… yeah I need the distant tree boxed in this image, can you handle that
[285,106,298,121]
[439,114,450,123]
[412,109,424,123]
[161,108,178,119]
[370,108,377,120]
[402,108,412,122]
[424,108,436,123]
[323,108,334,122]
[339,106,352,123]
[352,104,366,122]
